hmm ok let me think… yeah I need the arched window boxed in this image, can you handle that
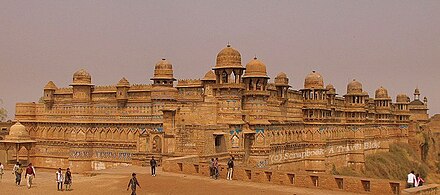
[222,71,228,83]
[256,80,261,90]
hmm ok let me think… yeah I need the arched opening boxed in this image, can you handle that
[152,136,162,153]
[221,71,228,84]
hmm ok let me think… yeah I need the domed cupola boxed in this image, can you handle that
[201,70,216,81]
[151,59,176,86]
[6,121,30,140]
[304,71,324,89]
[243,57,269,78]
[214,44,242,69]
[72,69,92,85]
[326,84,336,95]
[347,79,363,94]
[152,59,175,80]
[275,72,289,86]
[375,86,389,99]
[396,94,409,103]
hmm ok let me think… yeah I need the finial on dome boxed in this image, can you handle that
[162,58,166,60]
[312,70,316,73]
[254,54,257,60]
[227,42,231,47]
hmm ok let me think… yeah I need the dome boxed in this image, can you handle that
[396,94,409,103]
[243,57,268,78]
[44,81,57,90]
[152,59,174,80]
[375,86,389,99]
[326,84,336,94]
[215,44,242,69]
[275,72,289,86]
[304,71,324,89]
[201,70,216,81]
[72,69,92,84]
[6,121,30,140]
[414,88,420,95]
[347,79,363,94]
[117,77,130,87]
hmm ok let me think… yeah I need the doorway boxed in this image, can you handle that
[244,134,254,162]
[214,135,226,153]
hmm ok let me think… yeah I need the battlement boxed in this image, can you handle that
[177,79,202,87]
[94,85,117,92]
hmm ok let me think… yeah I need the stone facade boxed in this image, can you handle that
[14,44,429,172]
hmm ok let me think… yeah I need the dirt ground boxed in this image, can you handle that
[0,165,358,195]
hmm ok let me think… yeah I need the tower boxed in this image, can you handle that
[395,94,410,123]
[300,71,330,123]
[274,72,289,99]
[344,79,368,123]
[374,86,393,123]
[116,77,130,107]
[212,44,245,125]
[70,69,93,103]
[43,81,57,109]
[151,59,176,87]
[242,57,270,125]
[409,88,429,122]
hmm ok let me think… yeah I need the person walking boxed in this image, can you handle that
[150,156,157,176]
[56,168,63,191]
[407,170,416,188]
[0,162,4,180]
[127,173,141,195]
[226,157,234,180]
[415,174,425,187]
[209,158,214,179]
[64,168,72,191]
[15,163,23,186]
[25,163,36,189]
[214,158,219,180]
[12,162,19,176]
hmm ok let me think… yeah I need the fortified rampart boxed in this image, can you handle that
[8,44,429,173]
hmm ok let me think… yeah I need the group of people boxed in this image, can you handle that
[209,157,234,180]
[1,161,73,191]
[55,167,73,191]
[407,170,425,188]
[12,162,36,189]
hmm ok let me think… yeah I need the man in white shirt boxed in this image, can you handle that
[56,168,63,191]
[407,171,416,188]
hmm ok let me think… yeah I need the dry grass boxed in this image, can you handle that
[333,143,431,181]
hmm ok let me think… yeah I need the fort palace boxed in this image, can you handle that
[10,44,429,172]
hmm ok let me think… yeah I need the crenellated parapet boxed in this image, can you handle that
[176,79,203,87]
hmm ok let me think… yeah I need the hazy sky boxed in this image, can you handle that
[0,0,439,119]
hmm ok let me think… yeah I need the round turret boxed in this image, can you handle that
[275,72,289,86]
[215,44,242,69]
[347,79,362,94]
[375,86,389,99]
[72,69,92,84]
[152,59,175,80]
[243,57,268,78]
[304,71,324,89]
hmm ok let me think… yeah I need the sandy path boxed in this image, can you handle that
[0,165,358,195]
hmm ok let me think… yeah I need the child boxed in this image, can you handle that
[127,173,141,195]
